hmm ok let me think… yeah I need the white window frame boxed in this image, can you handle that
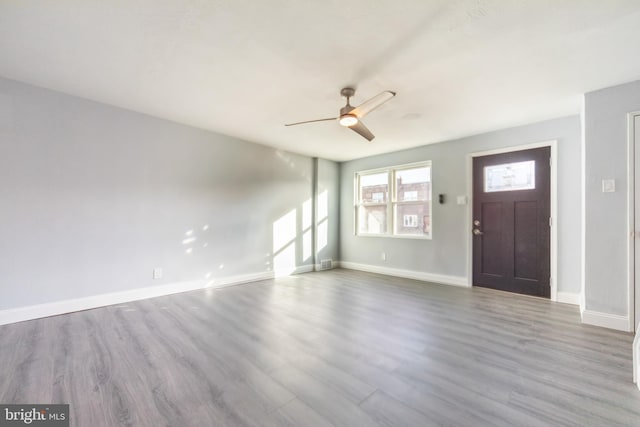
[355,160,432,239]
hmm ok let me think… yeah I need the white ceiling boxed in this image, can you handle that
[1,1,640,161]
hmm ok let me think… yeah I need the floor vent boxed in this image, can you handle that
[319,259,333,270]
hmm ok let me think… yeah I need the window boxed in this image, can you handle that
[356,161,431,238]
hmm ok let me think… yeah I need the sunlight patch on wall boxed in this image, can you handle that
[274,243,296,277]
[317,219,328,251]
[302,198,312,230]
[273,209,298,277]
[317,190,328,221]
[273,209,296,253]
[303,229,312,261]
[316,190,329,253]
[182,224,210,256]
[302,198,313,262]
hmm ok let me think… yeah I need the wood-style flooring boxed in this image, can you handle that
[1,269,639,426]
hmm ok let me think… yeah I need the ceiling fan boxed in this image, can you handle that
[285,87,396,142]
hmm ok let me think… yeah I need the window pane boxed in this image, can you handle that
[484,160,535,192]
[396,167,430,202]
[360,172,388,203]
[394,202,430,236]
[358,206,387,234]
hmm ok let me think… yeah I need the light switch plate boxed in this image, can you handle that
[602,179,615,193]
[457,195,468,205]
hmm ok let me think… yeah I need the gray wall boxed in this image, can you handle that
[340,116,582,294]
[584,80,640,316]
[316,158,340,265]
[0,77,337,311]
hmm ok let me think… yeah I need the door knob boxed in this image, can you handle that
[473,228,484,235]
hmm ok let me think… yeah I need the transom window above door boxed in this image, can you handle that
[484,160,535,192]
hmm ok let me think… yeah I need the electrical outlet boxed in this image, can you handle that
[153,268,163,279]
[381,252,386,261]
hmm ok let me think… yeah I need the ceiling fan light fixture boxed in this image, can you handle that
[284,88,395,142]
[339,114,358,127]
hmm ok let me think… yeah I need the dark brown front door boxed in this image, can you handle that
[472,147,550,297]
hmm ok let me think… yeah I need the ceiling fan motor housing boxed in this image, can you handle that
[340,87,356,98]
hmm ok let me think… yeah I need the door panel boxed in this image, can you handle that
[473,147,550,297]
[514,200,537,280]
[481,202,503,275]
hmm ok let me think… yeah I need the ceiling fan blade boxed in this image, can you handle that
[350,91,396,119]
[284,117,337,126]
[349,121,375,141]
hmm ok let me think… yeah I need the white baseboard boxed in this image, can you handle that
[294,265,315,274]
[339,261,468,288]
[556,291,581,306]
[581,309,632,332]
[0,279,207,326]
[0,265,313,326]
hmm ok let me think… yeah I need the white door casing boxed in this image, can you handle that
[633,112,640,388]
